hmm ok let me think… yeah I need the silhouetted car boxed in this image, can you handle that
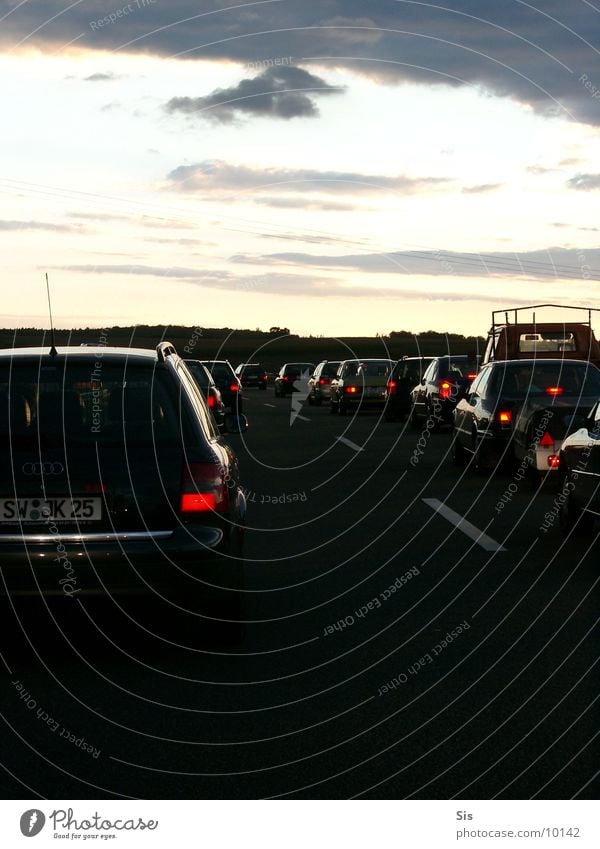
[558,401,600,534]
[274,363,315,397]
[185,359,226,430]
[0,343,247,627]
[385,357,434,421]
[235,363,268,390]
[200,360,243,413]
[452,359,600,475]
[330,359,394,415]
[307,361,340,405]
[410,355,478,428]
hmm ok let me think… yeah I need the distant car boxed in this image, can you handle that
[385,357,434,421]
[200,360,243,414]
[307,361,341,405]
[274,363,315,397]
[185,359,227,430]
[410,355,478,428]
[330,359,394,415]
[235,363,268,390]
[0,343,247,626]
[452,359,600,475]
[558,401,600,533]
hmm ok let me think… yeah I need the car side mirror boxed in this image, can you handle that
[223,413,248,434]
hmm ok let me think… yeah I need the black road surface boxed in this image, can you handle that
[1,391,598,799]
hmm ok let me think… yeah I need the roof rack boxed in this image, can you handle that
[490,304,600,361]
[156,342,177,362]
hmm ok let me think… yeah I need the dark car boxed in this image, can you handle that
[307,360,340,405]
[410,355,478,428]
[200,360,243,413]
[558,401,600,534]
[385,356,434,421]
[274,363,315,397]
[185,359,227,430]
[452,359,600,474]
[0,343,246,627]
[235,363,268,390]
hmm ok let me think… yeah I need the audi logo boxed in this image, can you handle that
[22,462,65,476]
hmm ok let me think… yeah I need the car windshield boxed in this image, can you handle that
[203,362,233,381]
[358,361,392,376]
[0,361,189,448]
[323,362,340,377]
[491,363,600,396]
[285,364,312,375]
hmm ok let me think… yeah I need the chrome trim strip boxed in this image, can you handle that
[0,530,174,544]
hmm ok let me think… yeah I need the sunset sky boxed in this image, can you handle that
[2,1,600,337]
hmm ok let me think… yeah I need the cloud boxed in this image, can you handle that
[567,173,600,191]
[3,2,600,125]
[166,160,450,196]
[165,65,344,123]
[231,246,600,281]
[252,196,364,212]
[84,72,118,82]
[461,183,502,194]
[0,219,88,233]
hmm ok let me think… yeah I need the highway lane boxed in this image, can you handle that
[1,390,598,799]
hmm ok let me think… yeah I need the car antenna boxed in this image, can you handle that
[45,272,58,358]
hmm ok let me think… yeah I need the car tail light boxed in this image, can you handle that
[180,463,229,513]
[282,376,289,382]
[344,385,359,394]
[319,377,331,386]
[497,410,512,424]
[229,383,240,392]
[466,373,477,381]
[207,391,217,409]
[439,380,454,400]
[539,432,554,447]
[546,386,564,396]
[548,455,560,468]
[387,380,397,395]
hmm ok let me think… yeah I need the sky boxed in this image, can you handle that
[1,0,600,337]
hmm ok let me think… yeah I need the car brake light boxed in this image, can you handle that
[319,377,331,385]
[467,373,477,381]
[439,380,453,400]
[282,376,289,382]
[546,386,564,396]
[344,386,359,394]
[387,380,397,395]
[229,383,239,392]
[207,393,216,408]
[180,463,229,513]
[539,432,554,447]
[497,410,512,424]
[548,455,560,468]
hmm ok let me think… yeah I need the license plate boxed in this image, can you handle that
[365,387,383,396]
[0,497,102,523]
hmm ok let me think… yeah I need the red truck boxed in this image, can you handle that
[482,304,600,367]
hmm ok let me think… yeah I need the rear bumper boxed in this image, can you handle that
[0,523,243,599]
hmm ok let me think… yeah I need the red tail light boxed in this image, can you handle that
[180,463,229,513]
[344,385,359,394]
[466,373,477,381]
[539,432,554,447]
[282,376,289,382]
[548,455,560,468]
[439,380,453,400]
[497,410,512,424]
[319,377,331,386]
[230,383,240,392]
[387,380,397,395]
[207,392,216,409]
[546,386,564,396]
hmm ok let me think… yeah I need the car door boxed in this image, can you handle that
[455,367,490,446]
[414,361,436,416]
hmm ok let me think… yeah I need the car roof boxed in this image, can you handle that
[0,346,160,364]
[486,358,596,367]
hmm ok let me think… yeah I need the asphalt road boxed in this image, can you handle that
[1,390,598,799]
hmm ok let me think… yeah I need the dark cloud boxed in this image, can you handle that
[165,65,344,122]
[567,173,600,191]
[231,246,600,281]
[166,160,450,195]
[2,2,600,125]
[0,219,87,233]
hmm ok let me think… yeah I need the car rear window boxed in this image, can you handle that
[358,361,392,376]
[491,363,600,396]
[203,362,234,381]
[322,362,340,377]
[0,361,193,447]
[519,332,577,353]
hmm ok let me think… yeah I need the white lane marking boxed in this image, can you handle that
[423,498,506,552]
[264,403,276,408]
[335,436,364,452]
